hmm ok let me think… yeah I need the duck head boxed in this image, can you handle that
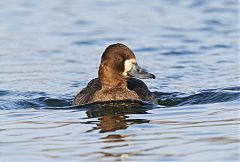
[98,43,155,87]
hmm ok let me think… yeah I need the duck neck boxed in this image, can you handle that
[98,65,126,89]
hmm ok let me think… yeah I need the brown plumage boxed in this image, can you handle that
[73,43,157,105]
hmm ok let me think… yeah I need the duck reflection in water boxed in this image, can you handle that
[84,100,152,133]
[97,115,128,133]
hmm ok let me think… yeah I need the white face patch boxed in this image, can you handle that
[123,59,136,76]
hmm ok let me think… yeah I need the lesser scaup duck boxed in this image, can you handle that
[73,43,157,105]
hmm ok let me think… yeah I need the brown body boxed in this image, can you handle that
[73,78,157,105]
[73,43,157,105]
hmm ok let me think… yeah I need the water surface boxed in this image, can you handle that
[0,0,239,161]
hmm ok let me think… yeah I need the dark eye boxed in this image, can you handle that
[117,57,123,62]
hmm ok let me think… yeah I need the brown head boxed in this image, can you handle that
[98,43,155,88]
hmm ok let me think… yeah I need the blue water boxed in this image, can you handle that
[0,0,239,161]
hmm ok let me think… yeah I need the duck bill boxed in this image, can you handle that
[127,63,155,79]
